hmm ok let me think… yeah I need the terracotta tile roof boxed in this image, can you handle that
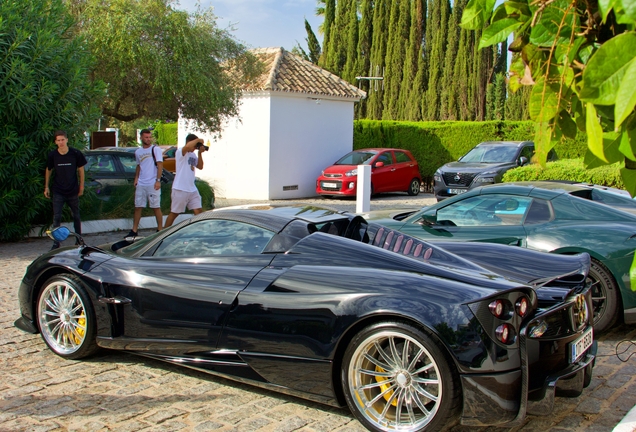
[242,47,366,100]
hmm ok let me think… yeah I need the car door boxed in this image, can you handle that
[400,194,531,246]
[102,219,276,353]
[393,150,417,191]
[84,153,127,196]
[115,152,138,185]
[371,151,396,193]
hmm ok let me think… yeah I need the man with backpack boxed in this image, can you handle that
[126,129,163,237]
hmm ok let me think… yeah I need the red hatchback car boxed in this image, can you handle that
[316,148,422,197]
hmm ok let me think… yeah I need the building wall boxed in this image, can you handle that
[179,92,356,200]
[268,94,355,199]
[180,94,272,200]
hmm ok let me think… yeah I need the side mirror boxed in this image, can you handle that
[374,161,384,168]
[419,211,438,226]
[46,226,85,246]
[519,156,529,166]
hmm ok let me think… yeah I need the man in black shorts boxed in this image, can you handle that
[44,130,87,249]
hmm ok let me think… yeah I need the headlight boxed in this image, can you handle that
[345,169,358,177]
[433,170,442,182]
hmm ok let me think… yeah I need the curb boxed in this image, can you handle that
[28,214,193,238]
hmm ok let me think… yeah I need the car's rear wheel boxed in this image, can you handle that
[37,275,98,359]
[587,259,620,333]
[407,179,421,196]
[342,322,460,432]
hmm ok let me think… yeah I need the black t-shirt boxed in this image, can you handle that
[47,147,87,196]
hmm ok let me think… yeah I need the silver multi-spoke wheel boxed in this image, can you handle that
[343,324,457,432]
[37,275,97,359]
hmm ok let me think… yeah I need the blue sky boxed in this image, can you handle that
[176,0,324,52]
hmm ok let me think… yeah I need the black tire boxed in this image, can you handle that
[342,322,461,432]
[36,274,98,359]
[587,259,620,333]
[407,179,421,196]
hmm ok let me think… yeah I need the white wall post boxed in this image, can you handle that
[356,164,371,213]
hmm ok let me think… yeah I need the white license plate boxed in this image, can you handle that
[570,326,593,363]
[448,188,467,195]
[322,182,338,188]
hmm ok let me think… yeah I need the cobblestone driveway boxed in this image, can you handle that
[1,195,636,431]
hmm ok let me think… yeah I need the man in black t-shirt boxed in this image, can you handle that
[44,130,87,249]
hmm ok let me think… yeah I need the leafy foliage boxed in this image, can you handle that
[0,0,103,241]
[461,0,636,194]
[153,122,178,146]
[503,159,625,189]
[67,0,261,134]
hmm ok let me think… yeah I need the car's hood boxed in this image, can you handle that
[322,165,358,174]
[440,161,513,172]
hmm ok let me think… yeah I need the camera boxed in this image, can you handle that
[195,142,209,151]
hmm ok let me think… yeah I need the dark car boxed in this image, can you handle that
[84,148,174,195]
[433,141,539,201]
[15,205,596,432]
[316,148,422,197]
[365,182,636,333]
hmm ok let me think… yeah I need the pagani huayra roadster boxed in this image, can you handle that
[15,205,596,431]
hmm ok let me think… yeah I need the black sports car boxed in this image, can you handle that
[15,205,596,432]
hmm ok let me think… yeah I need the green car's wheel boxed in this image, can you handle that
[37,275,98,359]
[342,322,460,432]
[587,259,620,333]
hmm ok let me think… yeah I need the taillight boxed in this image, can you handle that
[516,296,529,318]
[495,323,515,344]
[489,299,511,319]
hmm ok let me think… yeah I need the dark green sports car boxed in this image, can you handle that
[365,182,636,333]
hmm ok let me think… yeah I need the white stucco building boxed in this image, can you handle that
[178,47,366,200]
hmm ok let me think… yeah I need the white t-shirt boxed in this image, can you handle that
[135,145,163,187]
[173,148,198,192]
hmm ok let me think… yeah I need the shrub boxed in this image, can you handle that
[154,122,178,145]
[503,159,625,189]
[0,0,103,241]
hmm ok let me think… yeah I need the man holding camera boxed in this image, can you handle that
[164,133,208,228]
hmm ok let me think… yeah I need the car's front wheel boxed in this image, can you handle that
[37,275,98,359]
[342,322,460,432]
[407,179,421,196]
[587,259,620,333]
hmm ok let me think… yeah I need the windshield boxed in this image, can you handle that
[460,145,518,163]
[114,231,164,256]
[335,151,378,165]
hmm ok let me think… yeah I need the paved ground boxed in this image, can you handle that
[1,192,636,431]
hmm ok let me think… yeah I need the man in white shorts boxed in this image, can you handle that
[126,129,163,237]
[164,133,207,228]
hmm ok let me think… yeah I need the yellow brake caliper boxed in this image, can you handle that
[375,366,397,406]
[74,316,86,344]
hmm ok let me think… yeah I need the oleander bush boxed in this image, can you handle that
[503,159,625,189]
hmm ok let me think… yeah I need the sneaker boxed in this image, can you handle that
[125,230,138,238]
[50,242,60,251]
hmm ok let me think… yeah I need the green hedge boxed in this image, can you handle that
[503,159,625,189]
[154,122,178,145]
[353,120,588,180]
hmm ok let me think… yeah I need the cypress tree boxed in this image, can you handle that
[355,0,374,118]
[382,0,410,120]
[439,0,462,120]
[305,18,322,64]
[398,0,422,119]
[367,0,389,120]
[319,0,336,70]
[505,85,531,120]
[342,0,359,83]
[406,0,427,121]
[423,0,451,120]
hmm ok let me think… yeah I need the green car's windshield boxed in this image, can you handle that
[335,151,378,165]
[460,145,518,163]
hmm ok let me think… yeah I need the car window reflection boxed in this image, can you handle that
[153,220,275,257]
